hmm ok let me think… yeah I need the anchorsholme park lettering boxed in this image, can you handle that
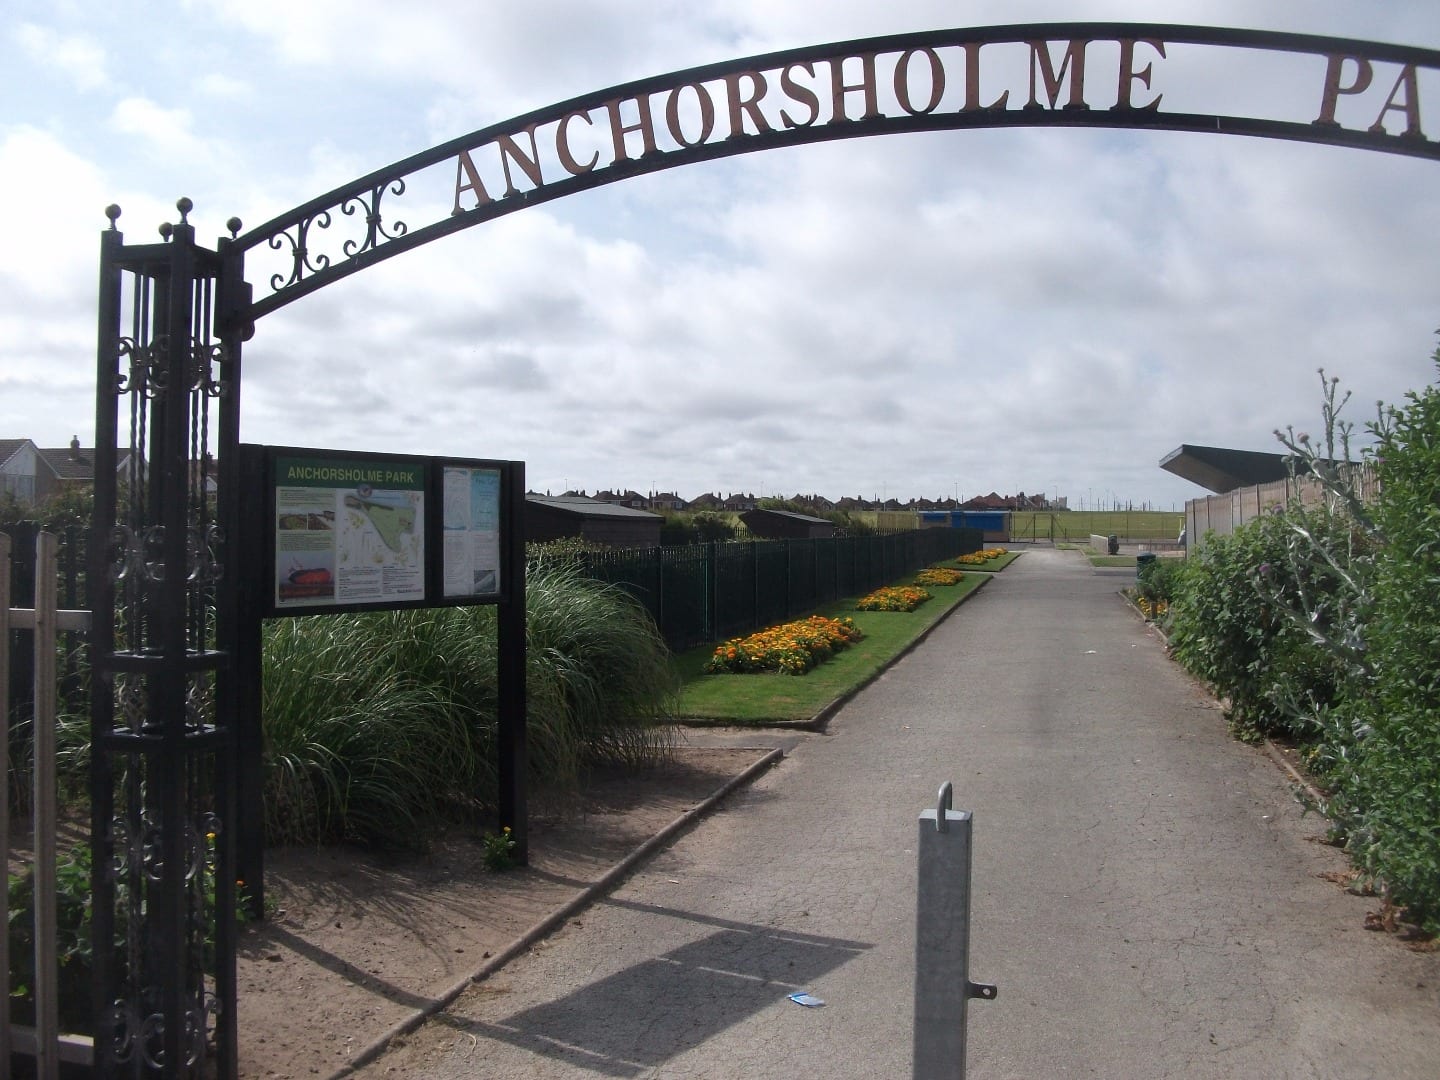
[87,27,1440,1075]
[452,37,1429,213]
[229,26,1437,322]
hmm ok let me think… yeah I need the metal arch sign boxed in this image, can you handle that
[228,22,1440,326]
[80,25,1438,1077]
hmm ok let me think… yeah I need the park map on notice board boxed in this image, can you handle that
[273,457,426,610]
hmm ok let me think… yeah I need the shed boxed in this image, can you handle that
[740,508,836,540]
[525,495,662,548]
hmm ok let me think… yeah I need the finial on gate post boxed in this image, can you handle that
[176,196,193,224]
[105,204,121,230]
[158,222,173,242]
[226,217,242,239]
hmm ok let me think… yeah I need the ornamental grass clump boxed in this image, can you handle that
[914,567,964,587]
[856,585,931,612]
[524,561,679,777]
[704,615,864,675]
[262,560,677,847]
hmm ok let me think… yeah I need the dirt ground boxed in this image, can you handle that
[234,745,776,1079]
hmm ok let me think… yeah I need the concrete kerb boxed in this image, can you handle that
[328,746,784,1080]
[806,573,993,730]
[1118,588,1329,811]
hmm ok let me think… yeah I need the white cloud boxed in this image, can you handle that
[1,1,1437,508]
[196,72,253,100]
[13,22,107,91]
[110,96,198,146]
[0,128,112,302]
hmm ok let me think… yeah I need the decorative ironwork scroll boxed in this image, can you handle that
[232,23,1440,322]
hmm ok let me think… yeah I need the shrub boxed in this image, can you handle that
[1167,512,1347,741]
[1336,358,1440,931]
[1176,353,1440,933]
[1137,556,1182,607]
[7,845,95,1032]
[8,834,250,1034]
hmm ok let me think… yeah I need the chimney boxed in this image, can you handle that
[69,435,81,461]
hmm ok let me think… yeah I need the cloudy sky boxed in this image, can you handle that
[2,1,1437,510]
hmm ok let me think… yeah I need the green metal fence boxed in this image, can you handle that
[578,528,982,652]
[1007,511,1184,544]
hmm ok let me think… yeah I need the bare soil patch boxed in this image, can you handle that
[235,746,772,1079]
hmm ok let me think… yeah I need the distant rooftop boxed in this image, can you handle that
[526,495,661,520]
[746,509,833,525]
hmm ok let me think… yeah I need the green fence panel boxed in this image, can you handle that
[659,545,709,651]
[572,527,985,653]
[787,540,817,616]
[713,542,755,642]
[754,541,789,628]
[815,539,839,606]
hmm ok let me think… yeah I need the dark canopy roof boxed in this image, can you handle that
[1159,444,1293,494]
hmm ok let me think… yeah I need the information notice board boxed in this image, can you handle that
[250,445,520,617]
[235,444,529,909]
[442,464,502,599]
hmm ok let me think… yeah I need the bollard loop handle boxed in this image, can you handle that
[936,781,953,832]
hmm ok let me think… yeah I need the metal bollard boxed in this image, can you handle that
[914,782,996,1080]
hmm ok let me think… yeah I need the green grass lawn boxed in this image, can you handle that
[674,571,989,724]
[1088,554,1137,567]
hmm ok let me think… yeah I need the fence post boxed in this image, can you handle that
[0,531,10,1070]
[784,540,793,619]
[914,782,996,1080]
[33,531,61,1080]
[652,544,665,642]
[705,542,718,643]
[812,539,819,607]
[754,544,766,630]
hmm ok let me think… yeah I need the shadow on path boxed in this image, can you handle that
[437,901,871,1077]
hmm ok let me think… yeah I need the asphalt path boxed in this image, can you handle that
[364,547,1440,1079]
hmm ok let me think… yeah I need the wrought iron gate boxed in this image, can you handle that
[81,23,1438,1078]
[91,200,246,1078]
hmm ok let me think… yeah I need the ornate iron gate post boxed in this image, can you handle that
[91,200,242,1078]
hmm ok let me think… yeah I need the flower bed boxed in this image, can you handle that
[956,548,1007,566]
[856,585,931,612]
[914,567,964,587]
[704,615,865,675]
